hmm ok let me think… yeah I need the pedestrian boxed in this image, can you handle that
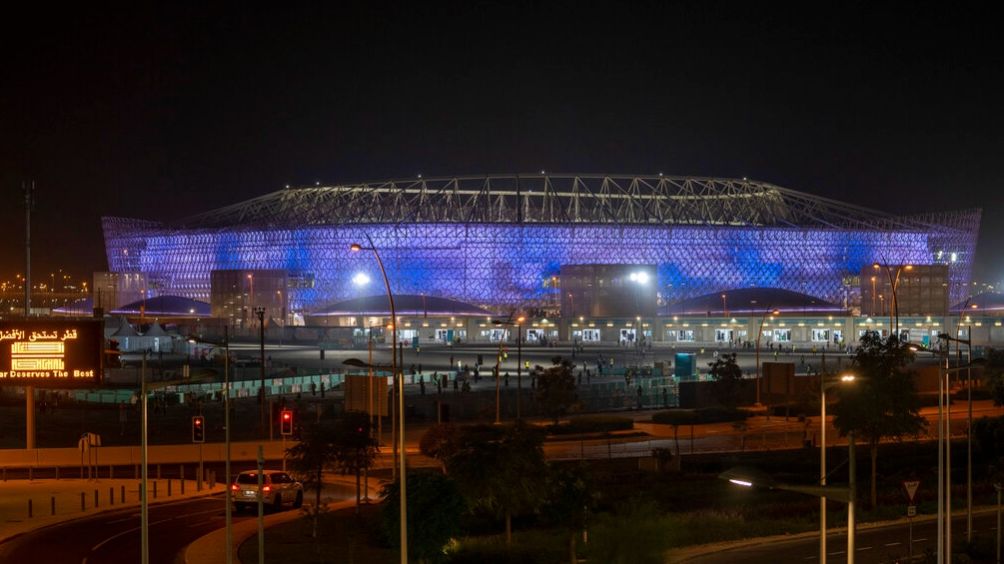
[419,375,425,395]
[504,372,510,387]
[636,385,643,410]
[453,378,459,392]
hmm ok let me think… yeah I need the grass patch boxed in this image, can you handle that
[238,504,396,564]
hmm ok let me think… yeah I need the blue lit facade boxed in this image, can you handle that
[103,222,965,314]
[101,175,981,316]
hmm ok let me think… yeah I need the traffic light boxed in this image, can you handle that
[191,415,205,443]
[280,409,293,436]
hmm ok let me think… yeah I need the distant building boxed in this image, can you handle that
[860,264,949,317]
[560,264,657,319]
[210,269,288,328]
[92,272,147,312]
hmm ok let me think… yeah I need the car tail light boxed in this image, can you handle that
[230,484,239,491]
[262,485,271,493]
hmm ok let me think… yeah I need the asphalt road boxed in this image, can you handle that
[688,511,1000,563]
[0,495,260,564]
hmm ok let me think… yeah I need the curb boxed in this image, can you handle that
[667,506,1001,562]
[0,484,225,546]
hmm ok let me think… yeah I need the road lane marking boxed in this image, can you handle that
[827,551,845,555]
[857,546,872,551]
[884,542,901,546]
[914,538,928,542]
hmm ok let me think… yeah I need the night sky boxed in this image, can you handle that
[2,2,1002,283]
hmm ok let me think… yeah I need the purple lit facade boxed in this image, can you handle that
[101,175,980,316]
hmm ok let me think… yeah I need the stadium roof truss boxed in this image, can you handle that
[173,174,970,232]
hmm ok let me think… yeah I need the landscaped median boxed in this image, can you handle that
[182,475,376,564]
[0,477,224,543]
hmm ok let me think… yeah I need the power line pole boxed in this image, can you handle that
[24,181,35,451]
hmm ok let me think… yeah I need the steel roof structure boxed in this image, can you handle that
[172,174,974,232]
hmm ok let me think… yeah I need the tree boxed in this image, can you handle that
[419,423,460,472]
[536,357,579,424]
[285,419,340,538]
[381,470,466,563]
[651,410,696,458]
[445,421,548,545]
[541,462,596,564]
[330,411,379,514]
[982,348,1004,406]
[285,411,379,538]
[832,332,926,508]
[708,353,743,408]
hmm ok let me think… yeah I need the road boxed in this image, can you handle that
[0,482,353,564]
[0,495,239,564]
[687,511,1000,563]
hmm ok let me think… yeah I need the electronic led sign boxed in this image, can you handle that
[0,320,103,387]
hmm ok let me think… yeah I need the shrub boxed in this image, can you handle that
[653,408,749,425]
[549,415,634,435]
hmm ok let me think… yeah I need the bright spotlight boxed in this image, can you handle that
[352,272,371,286]
[629,271,650,285]
[729,479,753,487]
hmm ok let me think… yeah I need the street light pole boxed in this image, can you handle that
[140,351,149,564]
[492,315,526,423]
[255,306,266,439]
[873,263,913,338]
[754,307,778,406]
[351,236,406,564]
[224,326,233,564]
[820,373,856,563]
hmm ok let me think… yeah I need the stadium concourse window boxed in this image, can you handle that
[772,329,792,342]
[618,329,636,344]
[811,329,831,342]
[480,329,508,342]
[715,329,733,342]
[677,330,694,342]
[570,327,598,341]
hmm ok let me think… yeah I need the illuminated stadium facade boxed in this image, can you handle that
[102,174,980,316]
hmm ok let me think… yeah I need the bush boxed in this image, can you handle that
[548,415,634,435]
[652,408,749,425]
[445,529,566,561]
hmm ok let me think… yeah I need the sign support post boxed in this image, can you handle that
[904,479,920,560]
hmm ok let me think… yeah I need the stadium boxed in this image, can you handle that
[101,174,980,319]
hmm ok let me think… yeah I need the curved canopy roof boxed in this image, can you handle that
[156,174,974,232]
[312,294,492,317]
[113,295,211,317]
[952,292,1004,314]
[660,287,847,317]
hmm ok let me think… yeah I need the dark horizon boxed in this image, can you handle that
[2,2,1002,285]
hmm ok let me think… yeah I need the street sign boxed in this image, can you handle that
[907,505,917,517]
[903,480,920,502]
[0,319,103,387]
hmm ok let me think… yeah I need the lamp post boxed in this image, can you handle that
[254,306,266,439]
[721,460,856,564]
[872,263,913,338]
[914,339,985,563]
[350,235,407,564]
[753,306,779,406]
[819,373,857,563]
[492,315,526,421]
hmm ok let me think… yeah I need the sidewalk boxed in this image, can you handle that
[0,477,224,543]
[184,475,380,564]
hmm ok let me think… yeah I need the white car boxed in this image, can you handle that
[231,470,303,512]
